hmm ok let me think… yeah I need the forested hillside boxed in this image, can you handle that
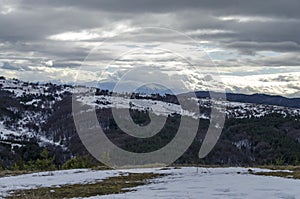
[1,76,300,170]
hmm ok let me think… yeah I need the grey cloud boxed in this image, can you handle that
[1,62,19,70]
[1,1,299,59]
[287,83,300,90]
[225,41,300,55]
[52,61,81,68]
[0,0,300,95]
[260,75,296,82]
[23,0,300,19]
[1,61,32,71]
[226,85,258,94]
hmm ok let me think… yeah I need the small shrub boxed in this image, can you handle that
[62,155,96,170]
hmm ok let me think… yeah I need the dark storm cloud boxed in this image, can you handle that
[0,3,113,42]
[23,0,300,18]
[0,0,300,73]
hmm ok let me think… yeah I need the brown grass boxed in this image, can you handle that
[252,165,300,180]
[6,172,166,199]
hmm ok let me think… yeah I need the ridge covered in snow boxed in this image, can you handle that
[1,76,300,161]
[1,77,300,144]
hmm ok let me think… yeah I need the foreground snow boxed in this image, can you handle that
[93,167,300,199]
[0,167,300,198]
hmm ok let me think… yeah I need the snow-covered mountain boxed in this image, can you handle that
[1,76,300,168]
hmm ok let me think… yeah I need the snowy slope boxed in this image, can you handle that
[75,94,300,120]
[80,167,300,199]
[0,78,72,99]
[76,95,206,119]
[0,167,299,199]
[0,78,74,146]
[0,122,21,140]
[1,76,300,153]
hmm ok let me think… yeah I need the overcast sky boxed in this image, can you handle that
[0,0,300,97]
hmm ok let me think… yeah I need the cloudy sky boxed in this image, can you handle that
[0,0,300,97]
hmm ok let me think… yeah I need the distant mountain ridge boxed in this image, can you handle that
[194,91,300,109]
[2,76,300,109]
[83,80,300,108]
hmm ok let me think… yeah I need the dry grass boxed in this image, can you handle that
[6,172,166,199]
[253,165,300,180]
[0,170,33,178]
